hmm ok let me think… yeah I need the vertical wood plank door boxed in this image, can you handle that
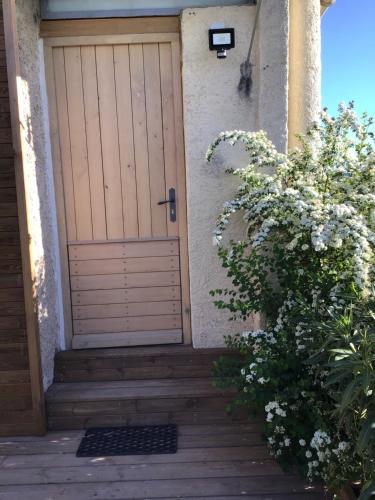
[44,26,190,349]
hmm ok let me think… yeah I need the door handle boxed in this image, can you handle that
[158,187,176,222]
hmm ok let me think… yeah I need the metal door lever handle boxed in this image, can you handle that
[157,198,174,205]
[158,188,176,222]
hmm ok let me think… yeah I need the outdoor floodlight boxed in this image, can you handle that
[208,28,235,59]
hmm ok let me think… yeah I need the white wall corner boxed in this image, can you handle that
[288,0,322,149]
[37,39,66,354]
[15,0,64,389]
[257,0,289,153]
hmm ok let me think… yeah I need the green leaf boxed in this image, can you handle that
[337,379,360,413]
[359,482,375,500]
[357,414,375,452]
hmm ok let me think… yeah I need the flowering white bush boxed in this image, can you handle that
[208,104,375,495]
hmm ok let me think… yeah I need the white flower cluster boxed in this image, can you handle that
[265,401,287,422]
[241,358,269,387]
[242,330,277,351]
[294,322,313,354]
[302,431,352,481]
[207,124,375,293]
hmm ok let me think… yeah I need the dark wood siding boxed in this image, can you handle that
[0,0,45,436]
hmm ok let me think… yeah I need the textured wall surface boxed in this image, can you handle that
[288,0,321,148]
[181,2,289,347]
[15,0,63,389]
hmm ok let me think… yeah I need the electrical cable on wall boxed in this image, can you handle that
[238,0,263,98]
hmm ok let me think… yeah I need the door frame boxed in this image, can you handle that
[43,17,191,349]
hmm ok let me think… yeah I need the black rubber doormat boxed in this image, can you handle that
[76,424,178,457]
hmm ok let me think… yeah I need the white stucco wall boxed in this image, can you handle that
[15,0,63,389]
[181,2,289,347]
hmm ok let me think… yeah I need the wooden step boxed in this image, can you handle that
[46,377,247,430]
[54,345,231,382]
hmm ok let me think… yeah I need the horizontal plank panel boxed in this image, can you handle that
[0,70,8,83]
[0,126,11,142]
[0,187,16,201]
[48,409,249,429]
[40,17,179,38]
[0,230,19,244]
[55,345,227,360]
[54,355,222,373]
[0,216,18,231]
[0,479,324,499]
[0,288,24,302]
[0,81,8,97]
[71,286,181,306]
[0,329,27,344]
[0,348,28,371]
[0,157,13,169]
[0,273,23,288]
[0,460,284,486]
[0,143,13,158]
[44,32,179,48]
[0,382,31,398]
[0,410,34,425]
[74,314,181,334]
[0,314,25,329]
[1,396,32,411]
[72,330,182,349]
[0,97,9,112]
[0,445,269,468]
[0,301,25,315]
[0,202,18,216]
[72,301,181,320]
[0,245,21,258]
[54,365,212,382]
[47,377,220,393]
[70,256,179,276]
[71,271,180,291]
[0,260,22,274]
[69,239,178,260]
[0,171,15,188]
[0,112,11,128]
[0,369,30,384]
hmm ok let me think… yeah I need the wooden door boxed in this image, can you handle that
[44,23,190,349]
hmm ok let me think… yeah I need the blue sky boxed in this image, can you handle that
[322,0,375,119]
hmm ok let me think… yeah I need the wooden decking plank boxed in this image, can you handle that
[48,377,218,391]
[55,345,228,359]
[53,364,213,382]
[47,397,237,417]
[47,410,248,429]
[0,476,324,499]
[0,446,271,468]
[0,460,287,485]
[0,434,264,455]
[72,330,183,349]
[46,384,230,402]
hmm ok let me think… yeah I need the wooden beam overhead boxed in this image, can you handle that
[40,16,180,38]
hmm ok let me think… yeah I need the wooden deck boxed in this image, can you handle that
[0,425,327,499]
